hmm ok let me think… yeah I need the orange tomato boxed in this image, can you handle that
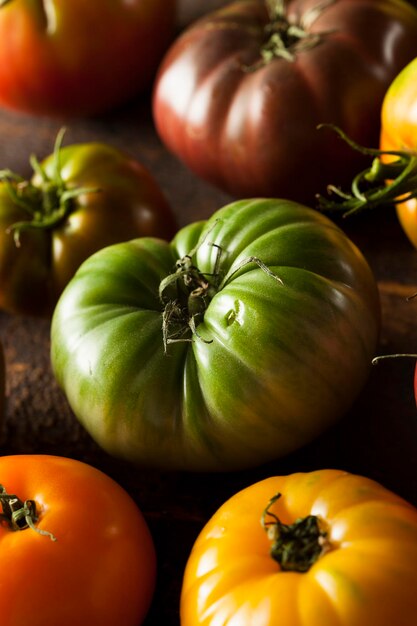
[181,469,417,626]
[0,455,156,626]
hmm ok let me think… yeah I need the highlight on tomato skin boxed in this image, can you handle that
[0,454,157,626]
[180,469,417,626]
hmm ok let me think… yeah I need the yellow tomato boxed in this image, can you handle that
[318,57,417,245]
[181,470,417,626]
[380,56,417,249]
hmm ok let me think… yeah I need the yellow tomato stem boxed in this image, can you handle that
[261,493,327,572]
[0,485,56,541]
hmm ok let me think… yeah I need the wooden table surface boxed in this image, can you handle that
[0,1,416,624]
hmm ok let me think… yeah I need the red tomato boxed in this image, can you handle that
[0,455,156,626]
[0,0,177,117]
[153,0,417,205]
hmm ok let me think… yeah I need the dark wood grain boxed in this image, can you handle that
[0,1,416,624]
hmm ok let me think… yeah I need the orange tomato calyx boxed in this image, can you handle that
[0,485,56,541]
[316,124,417,217]
[0,128,99,248]
[261,493,328,573]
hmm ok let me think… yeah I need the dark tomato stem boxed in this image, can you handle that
[0,485,56,541]
[256,0,335,65]
[261,493,329,572]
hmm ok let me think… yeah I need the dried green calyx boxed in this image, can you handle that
[262,493,328,572]
[0,484,56,541]
[254,0,336,66]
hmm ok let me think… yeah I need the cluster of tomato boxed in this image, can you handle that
[0,1,417,625]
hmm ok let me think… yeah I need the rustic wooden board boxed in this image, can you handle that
[0,1,416,623]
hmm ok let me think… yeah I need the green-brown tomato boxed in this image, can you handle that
[0,136,176,316]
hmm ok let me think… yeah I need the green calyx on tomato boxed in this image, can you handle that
[262,492,328,573]
[159,235,283,353]
[258,0,334,65]
[0,484,56,541]
[316,125,417,216]
[159,235,220,351]
[0,129,97,247]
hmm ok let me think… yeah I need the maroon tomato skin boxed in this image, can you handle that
[0,0,177,117]
[153,0,417,205]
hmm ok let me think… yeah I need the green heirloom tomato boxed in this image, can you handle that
[51,199,380,471]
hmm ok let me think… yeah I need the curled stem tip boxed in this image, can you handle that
[0,485,56,541]
[316,125,417,216]
[261,493,327,572]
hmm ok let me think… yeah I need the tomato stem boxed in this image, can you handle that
[373,354,417,363]
[159,239,220,353]
[159,228,284,353]
[248,0,335,67]
[0,485,56,541]
[261,493,328,572]
[0,128,99,247]
[316,124,417,216]
[159,224,285,352]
